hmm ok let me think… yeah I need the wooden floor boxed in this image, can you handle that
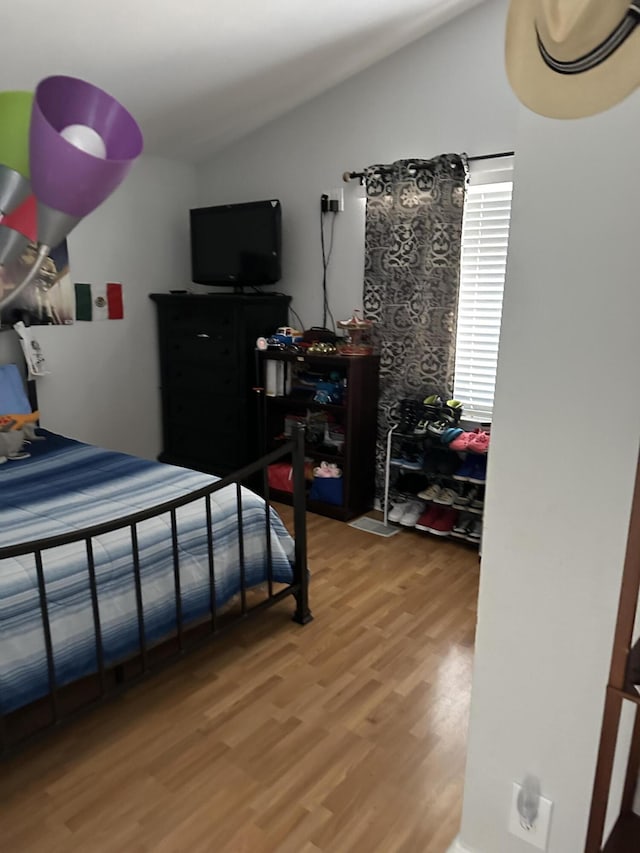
[0,509,480,853]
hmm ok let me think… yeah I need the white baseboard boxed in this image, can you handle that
[447,837,476,853]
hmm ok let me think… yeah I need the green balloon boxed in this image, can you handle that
[0,91,33,178]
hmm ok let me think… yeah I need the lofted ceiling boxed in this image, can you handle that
[2,0,484,162]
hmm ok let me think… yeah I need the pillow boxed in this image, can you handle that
[0,363,39,430]
[0,364,31,414]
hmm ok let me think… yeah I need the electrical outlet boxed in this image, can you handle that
[329,187,344,212]
[508,782,553,850]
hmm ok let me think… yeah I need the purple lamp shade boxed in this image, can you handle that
[29,76,143,242]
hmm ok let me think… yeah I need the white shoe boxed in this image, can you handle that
[399,500,426,527]
[388,501,413,523]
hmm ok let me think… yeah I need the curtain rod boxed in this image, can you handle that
[341,150,515,183]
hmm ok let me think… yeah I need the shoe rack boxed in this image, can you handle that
[384,420,489,547]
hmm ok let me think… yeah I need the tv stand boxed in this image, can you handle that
[150,292,290,476]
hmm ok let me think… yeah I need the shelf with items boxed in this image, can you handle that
[384,407,489,545]
[265,396,346,416]
[256,350,379,521]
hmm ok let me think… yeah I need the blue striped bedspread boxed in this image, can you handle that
[0,432,294,714]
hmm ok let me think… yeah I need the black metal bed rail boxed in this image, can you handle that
[0,425,311,755]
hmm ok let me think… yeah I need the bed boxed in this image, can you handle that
[0,328,310,754]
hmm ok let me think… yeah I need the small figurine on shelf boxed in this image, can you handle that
[337,310,374,356]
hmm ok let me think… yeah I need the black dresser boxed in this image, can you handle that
[150,292,290,475]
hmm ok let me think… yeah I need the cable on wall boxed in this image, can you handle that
[320,206,337,332]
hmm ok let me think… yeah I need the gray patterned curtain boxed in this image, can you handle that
[362,154,468,501]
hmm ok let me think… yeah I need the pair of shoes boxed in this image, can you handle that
[413,394,445,435]
[414,505,458,536]
[388,500,425,526]
[449,429,490,453]
[417,483,458,506]
[452,484,484,510]
[395,472,429,496]
[390,444,423,471]
[423,448,459,477]
[453,455,487,484]
[451,513,483,542]
[313,461,342,478]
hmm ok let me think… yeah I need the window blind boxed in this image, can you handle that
[453,156,514,422]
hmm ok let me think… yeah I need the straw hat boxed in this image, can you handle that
[505,1,640,118]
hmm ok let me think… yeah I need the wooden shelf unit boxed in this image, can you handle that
[256,350,379,521]
[586,457,640,852]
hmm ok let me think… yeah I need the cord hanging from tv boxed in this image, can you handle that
[190,199,282,288]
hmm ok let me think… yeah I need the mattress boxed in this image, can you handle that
[0,431,294,713]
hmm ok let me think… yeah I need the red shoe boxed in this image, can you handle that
[414,505,443,531]
[426,507,458,536]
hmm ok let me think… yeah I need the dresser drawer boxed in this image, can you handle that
[166,333,236,366]
[164,303,235,339]
[165,392,246,427]
[165,361,240,396]
[166,414,247,467]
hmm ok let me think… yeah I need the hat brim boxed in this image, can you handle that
[505,0,640,119]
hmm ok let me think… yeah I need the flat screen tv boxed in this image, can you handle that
[190,199,282,286]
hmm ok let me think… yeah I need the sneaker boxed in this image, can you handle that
[470,489,485,511]
[426,506,458,536]
[440,427,464,445]
[467,430,490,453]
[433,486,458,506]
[443,399,464,421]
[388,501,414,523]
[467,455,487,484]
[453,484,472,508]
[433,450,460,477]
[417,483,442,502]
[413,418,430,437]
[453,457,476,481]
[449,431,473,451]
[451,513,473,538]
[427,416,454,437]
[399,450,423,471]
[396,399,424,436]
[399,500,426,527]
[395,472,429,495]
[466,518,483,542]
[414,505,443,531]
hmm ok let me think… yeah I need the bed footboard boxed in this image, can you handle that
[0,425,310,755]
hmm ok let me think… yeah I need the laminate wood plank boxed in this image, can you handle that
[0,509,479,852]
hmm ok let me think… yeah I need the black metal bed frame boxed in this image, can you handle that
[0,425,311,756]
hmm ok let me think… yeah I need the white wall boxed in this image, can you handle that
[33,156,196,459]
[457,94,640,852]
[197,0,517,329]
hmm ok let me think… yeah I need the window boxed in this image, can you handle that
[453,156,514,422]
